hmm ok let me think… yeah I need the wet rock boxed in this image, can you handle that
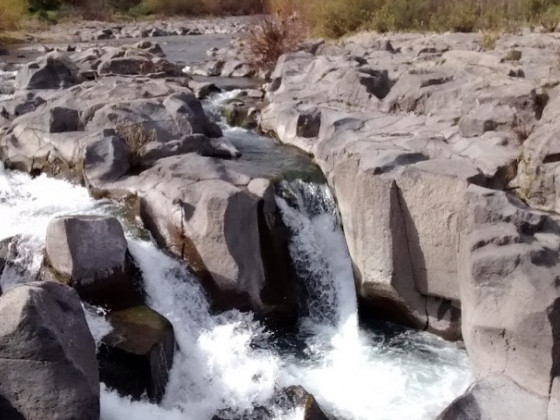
[45,215,144,310]
[279,386,330,420]
[188,80,221,99]
[223,101,259,129]
[0,282,99,420]
[15,52,82,90]
[438,374,549,420]
[98,305,174,403]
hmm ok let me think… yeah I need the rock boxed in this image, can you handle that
[0,235,27,294]
[140,134,240,166]
[84,133,131,186]
[459,185,560,397]
[94,29,114,40]
[437,375,548,420]
[133,41,165,57]
[163,91,223,137]
[188,60,225,77]
[223,101,259,129]
[15,52,82,90]
[261,31,559,338]
[98,55,154,76]
[0,282,99,419]
[45,216,144,310]
[221,60,255,78]
[46,106,81,133]
[98,305,174,403]
[133,157,299,322]
[0,92,46,119]
[279,386,330,420]
[188,80,221,99]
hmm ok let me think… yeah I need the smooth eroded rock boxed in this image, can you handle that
[0,282,99,420]
[45,215,143,310]
[98,305,174,403]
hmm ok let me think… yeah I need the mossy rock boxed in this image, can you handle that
[98,305,175,403]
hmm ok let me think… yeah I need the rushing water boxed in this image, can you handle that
[0,160,472,420]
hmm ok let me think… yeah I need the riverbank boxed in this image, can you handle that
[0,14,559,420]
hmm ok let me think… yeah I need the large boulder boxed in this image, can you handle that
[98,305,174,403]
[437,374,550,420]
[83,132,131,187]
[129,158,299,322]
[45,215,144,310]
[0,281,99,420]
[14,52,82,90]
[459,185,560,398]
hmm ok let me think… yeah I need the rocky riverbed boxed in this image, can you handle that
[0,16,557,420]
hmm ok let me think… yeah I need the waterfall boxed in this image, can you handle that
[275,180,358,333]
[0,164,472,420]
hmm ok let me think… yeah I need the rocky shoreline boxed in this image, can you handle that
[0,17,558,419]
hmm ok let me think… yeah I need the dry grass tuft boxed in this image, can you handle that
[242,14,305,71]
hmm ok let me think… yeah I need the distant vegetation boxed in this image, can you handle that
[270,0,560,38]
[2,0,560,37]
[0,0,264,32]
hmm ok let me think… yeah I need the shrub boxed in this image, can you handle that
[242,14,305,70]
[270,0,560,38]
[0,0,26,32]
[140,0,263,16]
[116,122,155,167]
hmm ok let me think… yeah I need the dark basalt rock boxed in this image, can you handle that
[0,282,100,420]
[98,305,175,403]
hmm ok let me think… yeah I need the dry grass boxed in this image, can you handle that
[140,0,263,16]
[116,122,155,166]
[270,0,560,37]
[242,14,305,71]
[0,0,26,33]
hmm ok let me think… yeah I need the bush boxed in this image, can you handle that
[140,0,263,16]
[242,14,305,70]
[0,0,26,32]
[271,0,560,38]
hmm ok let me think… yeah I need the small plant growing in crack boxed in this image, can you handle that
[116,122,156,167]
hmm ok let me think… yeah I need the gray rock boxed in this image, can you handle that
[127,156,298,322]
[459,185,560,397]
[140,134,240,166]
[0,92,46,119]
[438,375,548,420]
[98,55,154,76]
[0,281,99,420]
[45,215,143,310]
[188,80,220,99]
[133,41,165,57]
[15,52,82,90]
[84,134,131,186]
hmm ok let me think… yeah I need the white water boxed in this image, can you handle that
[0,165,472,420]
